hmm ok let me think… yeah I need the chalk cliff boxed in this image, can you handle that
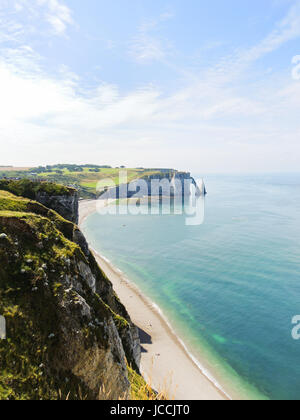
[100,171,204,199]
[0,179,79,224]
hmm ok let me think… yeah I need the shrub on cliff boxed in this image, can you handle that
[0,179,73,200]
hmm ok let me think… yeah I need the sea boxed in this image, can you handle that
[81,173,300,400]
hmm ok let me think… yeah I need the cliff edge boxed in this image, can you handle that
[0,181,142,400]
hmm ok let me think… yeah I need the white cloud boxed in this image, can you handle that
[0,2,300,172]
[1,45,299,172]
[130,35,167,62]
[207,1,300,84]
[129,12,174,63]
[243,1,300,62]
[0,0,73,40]
[36,0,73,34]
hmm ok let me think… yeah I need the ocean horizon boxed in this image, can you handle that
[82,173,300,400]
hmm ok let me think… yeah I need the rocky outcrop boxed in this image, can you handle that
[0,184,141,400]
[36,191,79,224]
[0,179,79,224]
[73,230,141,371]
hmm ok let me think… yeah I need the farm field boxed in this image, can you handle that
[0,164,166,198]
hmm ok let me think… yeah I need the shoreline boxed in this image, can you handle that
[79,199,231,401]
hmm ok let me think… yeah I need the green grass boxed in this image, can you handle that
[128,367,157,400]
[0,179,74,199]
[128,367,170,400]
[0,165,175,199]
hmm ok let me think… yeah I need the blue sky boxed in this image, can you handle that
[0,0,300,172]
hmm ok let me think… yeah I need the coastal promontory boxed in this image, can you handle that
[0,180,145,400]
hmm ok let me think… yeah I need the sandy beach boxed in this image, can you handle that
[79,199,229,401]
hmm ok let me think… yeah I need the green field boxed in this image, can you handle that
[0,165,171,199]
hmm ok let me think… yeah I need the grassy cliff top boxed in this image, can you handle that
[0,190,75,240]
[0,179,75,200]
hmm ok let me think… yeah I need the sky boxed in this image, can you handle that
[0,0,300,173]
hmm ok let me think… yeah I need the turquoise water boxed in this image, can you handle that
[82,174,300,400]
